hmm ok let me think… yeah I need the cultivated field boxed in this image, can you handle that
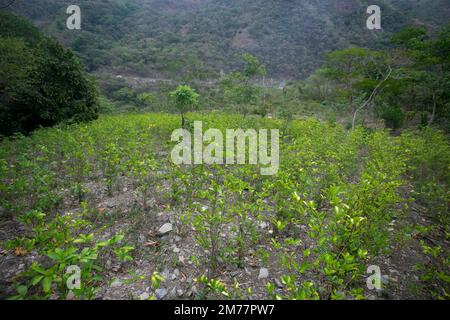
[0,113,448,300]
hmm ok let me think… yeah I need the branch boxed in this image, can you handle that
[352,65,393,130]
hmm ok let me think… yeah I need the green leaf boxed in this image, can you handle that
[42,277,52,293]
[31,275,44,286]
[17,285,28,296]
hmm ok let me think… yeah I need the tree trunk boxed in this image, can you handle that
[428,92,436,126]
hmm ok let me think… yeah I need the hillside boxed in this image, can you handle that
[8,0,450,79]
[0,2,449,303]
[1,113,449,300]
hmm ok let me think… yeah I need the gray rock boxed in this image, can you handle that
[173,269,180,279]
[158,223,173,235]
[389,269,400,275]
[139,292,150,300]
[187,285,198,297]
[170,287,178,298]
[161,268,170,279]
[258,268,269,280]
[274,278,283,288]
[155,288,167,300]
[66,291,76,300]
[110,279,122,287]
[230,271,240,277]
[177,289,184,297]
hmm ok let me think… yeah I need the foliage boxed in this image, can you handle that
[169,85,199,127]
[0,11,99,136]
[1,113,449,299]
[9,0,449,78]
[5,208,133,300]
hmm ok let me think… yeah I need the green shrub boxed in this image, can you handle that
[0,12,99,136]
[380,105,405,129]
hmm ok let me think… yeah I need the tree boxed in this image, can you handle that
[137,93,156,110]
[390,25,450,126]
[220,54,266,116]
[169,85,199,127]
[321,47,392,129]
[0,12,99,136]
[301,68,334,101]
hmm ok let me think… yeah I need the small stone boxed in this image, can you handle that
[111,279,122,287]
[170,287,177,298]
[389,269,400,275]
[177,289,184,297]
[161,269,170,279]
[230,271,240,277]
[173,247,180,253]
[187,285,198,297]
[174,236,182,242]
[155,288,167,300]
[274,278,283,288]
[139,292,150,300]
[66,291,76,300]
[179,255,185,264]
[158,223,173,235]
[258,268,269,280]
[171,269,179,280]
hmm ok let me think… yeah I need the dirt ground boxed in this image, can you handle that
[1,171,446,300]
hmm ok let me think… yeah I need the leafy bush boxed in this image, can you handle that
[0,12,99,136]
[380,105,405,129]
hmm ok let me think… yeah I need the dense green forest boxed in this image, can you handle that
[0,1,449,302]
[9,0,450,78]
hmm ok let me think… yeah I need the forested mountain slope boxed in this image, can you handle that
[7,0,450,78]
